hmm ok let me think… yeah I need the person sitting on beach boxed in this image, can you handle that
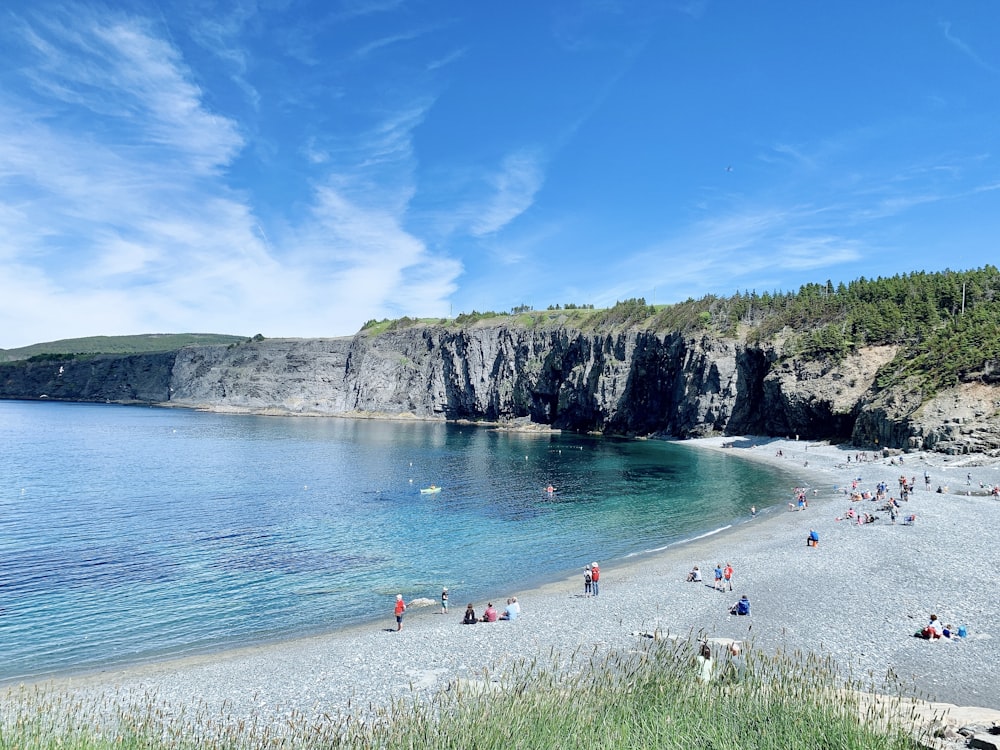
[806,529,819,547]
[481,602,498,622]
[730,595,751,616]
[687,566,702,582]
[499,597,519,621]
[463,603,477,625]
[920,614,942,639]
[942,623,954,639]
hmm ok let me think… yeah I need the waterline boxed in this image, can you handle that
[0,400,795,681]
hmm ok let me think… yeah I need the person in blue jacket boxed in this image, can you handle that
[730,595,751,616]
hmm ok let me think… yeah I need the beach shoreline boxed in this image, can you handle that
[6,435,1000,738]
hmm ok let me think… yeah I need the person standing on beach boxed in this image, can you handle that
[441,587,449,615]
[697,642,713,683]
[723,562,734,591]
[713,563,724,591]
[394,594,407,631]
[591,562,600,596]
[584,566,593,597]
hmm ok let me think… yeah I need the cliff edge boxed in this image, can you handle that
[4,321,998,455]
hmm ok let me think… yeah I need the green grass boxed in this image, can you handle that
[0,334,247,362]
[0,639,930,749]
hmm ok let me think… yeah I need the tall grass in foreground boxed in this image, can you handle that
[1,638,930,749]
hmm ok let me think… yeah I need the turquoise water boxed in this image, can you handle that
[0,400,792,682]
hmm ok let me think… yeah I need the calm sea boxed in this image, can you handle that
[0,400,793,682]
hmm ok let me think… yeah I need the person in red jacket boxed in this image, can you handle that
[591,562,600,596]
[394,594,406,631]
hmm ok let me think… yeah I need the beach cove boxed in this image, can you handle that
[9,436,999,742]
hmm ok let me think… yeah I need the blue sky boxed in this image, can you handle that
[2,1,999,348]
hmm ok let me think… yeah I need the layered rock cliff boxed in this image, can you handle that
[3,322,999,455]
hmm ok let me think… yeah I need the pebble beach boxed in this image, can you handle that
[9,436,1000,737]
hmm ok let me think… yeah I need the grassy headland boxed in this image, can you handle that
[0,334,248,363]
[362,265,1000,397]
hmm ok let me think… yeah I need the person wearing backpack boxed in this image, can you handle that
[730,595,751,616]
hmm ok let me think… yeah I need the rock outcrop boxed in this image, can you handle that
[3,322,999,455]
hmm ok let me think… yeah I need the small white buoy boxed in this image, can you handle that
[409,478,413,483]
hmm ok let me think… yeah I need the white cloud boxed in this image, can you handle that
[0,8,461,348]
[19,12,244,173]
[599,204,865,305]
[470,150,546,236]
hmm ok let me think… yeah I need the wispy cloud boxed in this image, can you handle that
[354,27,430,58]
[470,150,546,236]
[21,12,244,172]
[763,142,819,170]
[0,6,459,346]
[427,47,467,71]
[601,204,866,304]
[184,0,261,109]
[940,21,999,75]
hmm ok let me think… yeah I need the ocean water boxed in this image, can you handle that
[0,400,794,682]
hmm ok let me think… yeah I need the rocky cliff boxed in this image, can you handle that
[3,323,999,454]
[0,352,174,404]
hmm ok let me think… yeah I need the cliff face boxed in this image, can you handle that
[0,352,174,403]
[3,324,998,454]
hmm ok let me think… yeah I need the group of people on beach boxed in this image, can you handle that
[697,640,746,684]
[584,562,600,596]
[462,597,520,624]
[787,487,813,511]
[917,613,966,640]
[685,562,750,616]
[392,589,522,630]
[393,557,601,631]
